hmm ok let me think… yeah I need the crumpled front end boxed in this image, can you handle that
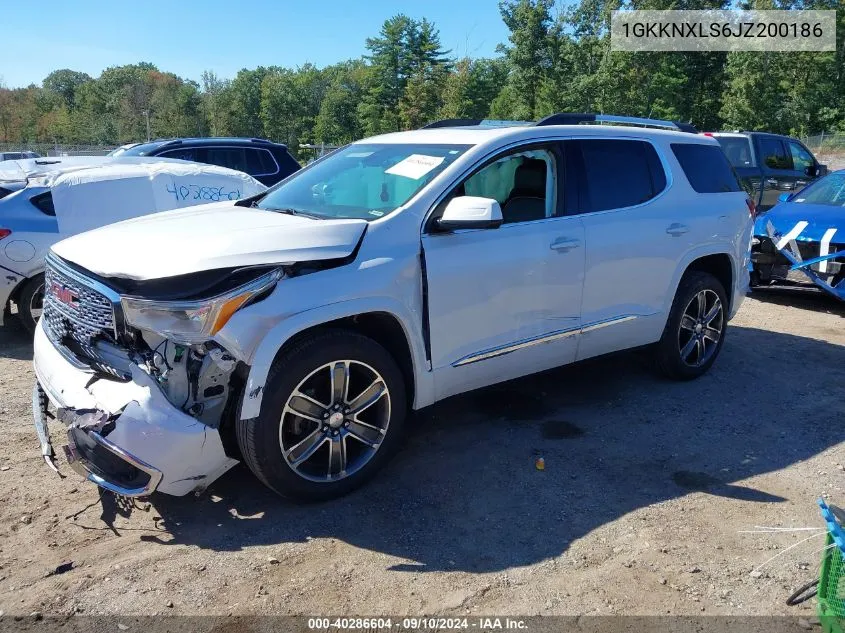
[751,216,845,299]
[33,320,238,496]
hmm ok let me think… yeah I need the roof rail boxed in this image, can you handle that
[151,139,183,152]
[422,118,482,129]
[535,113,698,134]
[422,118,534,129]
[249,137,274,145]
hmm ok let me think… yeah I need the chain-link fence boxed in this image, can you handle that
[0,143,117,157]
[802,133,845,170]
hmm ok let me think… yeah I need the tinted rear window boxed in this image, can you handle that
[578,139,667,212]
[30,191,55,216]
[245,148,278,176]
[715,136,755,168]
[672,144,743,193]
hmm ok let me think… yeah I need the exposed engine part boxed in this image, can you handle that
[140,332,236,428]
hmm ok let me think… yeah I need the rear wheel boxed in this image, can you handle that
[18,275,45,335]
[653,271,728,381]
[236,330,407,501]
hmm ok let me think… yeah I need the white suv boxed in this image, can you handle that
[32,115,753,501]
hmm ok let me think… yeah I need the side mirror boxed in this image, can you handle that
[818,164,828,177]
[436,196,503,231]
[778,192,792,203]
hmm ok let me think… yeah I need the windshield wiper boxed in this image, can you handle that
[261,206,326,220]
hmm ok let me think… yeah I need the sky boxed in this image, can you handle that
[0,0,518,88]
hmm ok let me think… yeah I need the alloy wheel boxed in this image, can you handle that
[677,289,723,368]
[30,283,44,320]
[279,360,391,482]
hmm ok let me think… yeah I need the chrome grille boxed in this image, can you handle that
[43,257,116,349]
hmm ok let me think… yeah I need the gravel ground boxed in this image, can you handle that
[0,288,843,618]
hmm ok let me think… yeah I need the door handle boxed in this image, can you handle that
[550,237,581,252]
[796,180,808,188]
[666,223,690,237]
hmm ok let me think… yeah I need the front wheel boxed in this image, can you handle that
[236,330,407,501]
[18,275,45,334]
[653,271,728,381]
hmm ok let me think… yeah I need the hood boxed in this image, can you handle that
[754,201,844,242]
[51,202,368,280]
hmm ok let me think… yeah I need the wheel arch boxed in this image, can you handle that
[238,302,432,421]
[665,248,737,317]
[684,254,733,312]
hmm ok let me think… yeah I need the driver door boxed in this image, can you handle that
[421,142,586,400]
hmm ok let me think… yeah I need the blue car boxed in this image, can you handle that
[750,169,845,298]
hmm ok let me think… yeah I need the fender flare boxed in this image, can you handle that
[662,243,739,316]
[238,297,432,420]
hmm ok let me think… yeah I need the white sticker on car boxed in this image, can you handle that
[385,154,445,180]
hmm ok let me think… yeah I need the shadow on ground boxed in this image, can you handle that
[95,325,845,572]
[749,284,845,317]
[0,315,34,361]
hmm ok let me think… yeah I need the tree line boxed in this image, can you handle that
[1,0,842,159]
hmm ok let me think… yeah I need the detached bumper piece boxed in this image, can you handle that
[765,220,845,301]
[32,383,162,497]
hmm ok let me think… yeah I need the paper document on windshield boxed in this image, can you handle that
[385,154,445,180]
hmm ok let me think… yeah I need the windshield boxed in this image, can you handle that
[715,136,755,168]
[256,143,472,220]
[791,172,845,207]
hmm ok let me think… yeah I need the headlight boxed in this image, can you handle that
[121,269,283,344]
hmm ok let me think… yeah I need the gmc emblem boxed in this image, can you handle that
[50,282,79,308]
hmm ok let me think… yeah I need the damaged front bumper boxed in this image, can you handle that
[758,221,845,300]
[32,320,238,497]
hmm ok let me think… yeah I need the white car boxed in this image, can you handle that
[32,115,753,501]
[1,159,266,331]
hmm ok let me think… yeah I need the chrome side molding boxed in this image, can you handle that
[452,314,639,367]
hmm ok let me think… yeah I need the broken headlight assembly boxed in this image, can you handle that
[121,268,283,345]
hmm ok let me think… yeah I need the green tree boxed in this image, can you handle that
[496,0,555,119]
[228,67,269,137]
[314,61,369,144]
[42,69,92,110]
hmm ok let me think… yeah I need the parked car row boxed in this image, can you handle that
[26,115,755,502]
[708,130,827,211]
[108,137,301,187]
[1,158,266,331]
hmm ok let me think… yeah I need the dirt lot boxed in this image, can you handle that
[0,288,843,618]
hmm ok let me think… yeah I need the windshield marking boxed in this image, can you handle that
[385,154,446,180]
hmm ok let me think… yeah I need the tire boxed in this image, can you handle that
[653,271,728,381]
[18,275,45,335]
[236,329,407,501]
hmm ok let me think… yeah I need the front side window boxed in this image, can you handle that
[788,141,814,172]
[791,172,845,207]
[759,138,792,170]
[459,149,556,224]
[578,139,666,212]
[257,143,471,221]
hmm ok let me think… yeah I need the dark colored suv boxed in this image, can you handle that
[708,132,827,211]
[109,137,301,186]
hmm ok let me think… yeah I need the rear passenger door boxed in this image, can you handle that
[570,138,680,361]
